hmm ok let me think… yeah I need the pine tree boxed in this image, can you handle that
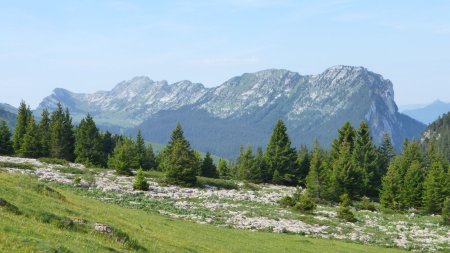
[141,144,156,170]
[135,130,147,169]
[377,133,396,188]
[19,116,41,158]
[306,141,327,199]
[101,131,116,166]
[264,119,296,185]
[200,152,219,178]
[423,162,449,214]
[108,138,138,176]
[249,147,266,183]
[380,163,400,210]
[236,145,254,180]
[0,120,13,155]
[352,121,378,197]
[12,101,32,153]
[133,168,149,191]
[38,108,51,157]
[217,159,229,178]
[50,103,75,161]
[74,114,104,166]
[400,160,424,209]
[162,124,198,187]
[331,122,356,160]
[294,190,316,213]
[295,145,310,186]
[337,193,357,222]
[442,197,450,225]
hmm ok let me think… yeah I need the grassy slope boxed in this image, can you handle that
[0,173,405,253]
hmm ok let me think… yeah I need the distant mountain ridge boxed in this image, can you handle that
[401,100,450,124]
[0,103,17,129]
[421,111,450,161]
[37,65,426,158]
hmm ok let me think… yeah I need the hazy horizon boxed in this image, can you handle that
[1,1,450,108]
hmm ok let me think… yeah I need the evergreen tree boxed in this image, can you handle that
[295,145,310,186]
[264,119,296,185]
[135,130,147,169]
[247,147,265,183]
[442,197,450,225]
[331,140,363,200]
[50,103,75,161]
[400,160,424,209]
[200,152,219,178]
[12,101,32,153]
[108,138,138,176]
[331,121,356,160]
[0,120,13,155]
[19,116,41,158]
[38,108,51,157]
[423,162,449,214]
[162,124,198,187]
[397,140,423,180]
[101,131,115,167]
[306,141,328,199]
[217,158,229,178]
[141,144,156,170]
[377,133,396,188]
[352,121,378,197]
[380,163,401,210]
[133,168,149,191]
[236,145,254,180]
[337,193,357,222]
[294,190,316,213]
[74,114,104,166]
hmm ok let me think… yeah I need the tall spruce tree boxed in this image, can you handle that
[400,160,424,209]
[74,114,104,166]
[141,144,156,170]
[295,145,311,186]
[162,124,198,186]
[200,152,218,178]
[352,121,378,197]
[0,120,13,155]
[306,141,328,199]
[248,147,265,183]
[236,145,255,180]
[19,116,41,158]
[217,158,229,178]
[264,119,296,185]
[331,121,356,160]
[380,163,401,210]
[377,133,396,187]
[38,108,51,157]
[422,161,449,214]
[50,103,75,161]
[12,101,32,153]
[135,130,147,168]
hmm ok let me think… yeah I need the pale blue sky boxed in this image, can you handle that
[1,0,450,108]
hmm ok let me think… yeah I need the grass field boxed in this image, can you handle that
[0,172,406,253]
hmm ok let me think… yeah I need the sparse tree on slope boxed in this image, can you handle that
[133,168,149,191]
[108,138,138,176]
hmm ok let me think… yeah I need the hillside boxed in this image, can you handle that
[1,156,448,252]
[402,100,450,124]
[0,103,17,129]
[421,111,450,161]
[36,66,425,158]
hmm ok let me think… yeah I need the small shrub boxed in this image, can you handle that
[73,177,81,185]
[39,157,69,166]
[442,197,450,226]
[278,196,296,207]
[133,168,149,191]
[0,161,35,170]
[0,197,22,215]
[55,166,84,175]
[197,176,238,190]
[356,196,377,211]
[293,191,316,213]
[337,193,357,222]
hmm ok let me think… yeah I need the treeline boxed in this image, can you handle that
[0,101,449,215]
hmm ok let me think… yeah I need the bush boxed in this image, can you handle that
[55,166,84,175]
[0,161,34,170]
[0,197,22,215]
[38,157,69,166]
[356,196,377,211]
[293,191,316,213]
[133,168,149,191]
[278,196,296,207]
[337,193,357,222]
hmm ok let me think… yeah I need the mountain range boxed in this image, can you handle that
[36,65,425,158]
[0,103,17,129]
[401,100,450,124]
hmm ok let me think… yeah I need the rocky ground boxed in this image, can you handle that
[1,155,449,252]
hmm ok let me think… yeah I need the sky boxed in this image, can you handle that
[1,0,450,108]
